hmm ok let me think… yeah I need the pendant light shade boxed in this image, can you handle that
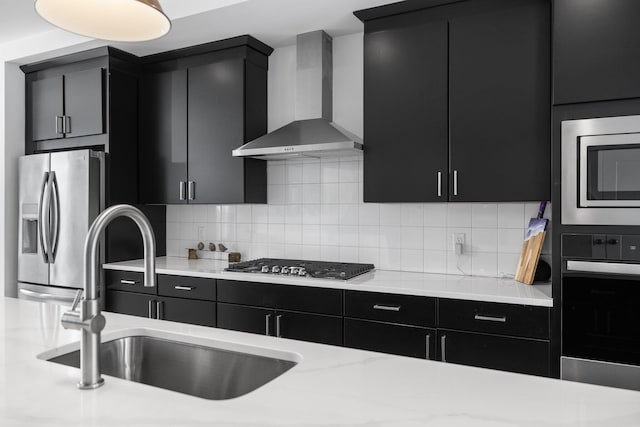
[35,0,171,42]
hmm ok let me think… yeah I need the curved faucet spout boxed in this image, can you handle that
[62,204,156,390]
[85,205,156,299]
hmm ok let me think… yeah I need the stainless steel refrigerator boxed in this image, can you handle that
[17,149,103,305]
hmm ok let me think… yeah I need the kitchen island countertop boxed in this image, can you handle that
[2,297,639,426]
[104,256,553,307]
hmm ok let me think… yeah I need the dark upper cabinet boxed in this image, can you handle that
[139,69,188,205]
[363,18,448,202]
[553,0,640,105]
[139,36,272,205]
[356,0,551,203]
[28,67,104,144]
[448,0,550,201]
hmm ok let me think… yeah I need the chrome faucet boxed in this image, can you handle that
[61,205,156,389]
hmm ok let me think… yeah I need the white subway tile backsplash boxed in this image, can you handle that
[498,203,524,228]
[167,157,551,278]
[380,204,402,226]
[402,204,424,227]
[471,204,497,228]
[447,203,472,227]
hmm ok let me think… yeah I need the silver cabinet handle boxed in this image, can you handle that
[437,171,442,197]
[148,300,154,319]
[187,181,195,201]
[179,181,186,201]
[265,314,271,336]
[441,335,447,362]
[453,170,458,196]
[55,116,63,134]
[425,334,431,360]
[156,301,163,320]
[373,304,401,312]
[120,279,138,285]
[38,171,50,263]
[276,314,282,337]
[174,285,193,291]
[63,116,71,134]
[474,314,507,323]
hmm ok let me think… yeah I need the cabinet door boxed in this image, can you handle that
[105,290,153,318]
[345,318,436,360]
[139,69,188,204]
[363,18,448,202]
[438,329,550,377]
[188,60,245,204]
[157,296,216,327]
[554,0,640,104]
[449,0,550,202]
[64,68,104,139]
[31,76,64,142]
[276,310,343,346]
[217,303,273,336]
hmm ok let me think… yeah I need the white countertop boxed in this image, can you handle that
[2,297,639,426]
[104,257,553,307]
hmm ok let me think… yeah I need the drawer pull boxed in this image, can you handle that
[373,304,401,312]
[120,279,138,285]
[276,314,282,338]
[265,314,271,336]
[174,285,194,291]
[474,314,507,323]
[441,335,447,362]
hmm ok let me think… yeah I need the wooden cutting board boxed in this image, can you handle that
[515,202,549,285]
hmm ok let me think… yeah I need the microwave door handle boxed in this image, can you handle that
[49,172,60,262]
[38,171,51,263]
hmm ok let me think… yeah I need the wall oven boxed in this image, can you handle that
[561,233,640,391]
[562,115,640,225]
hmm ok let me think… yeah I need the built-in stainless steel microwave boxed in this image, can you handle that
[562,115,640,225]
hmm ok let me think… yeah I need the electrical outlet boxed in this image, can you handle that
[197,226,206,242]
[452,233,465,254]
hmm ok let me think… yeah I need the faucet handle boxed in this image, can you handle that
[70,289,83,311]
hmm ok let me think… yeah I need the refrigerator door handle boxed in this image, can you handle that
[49,172,61,262]
[38,171,51,263]
[18,288,75,305]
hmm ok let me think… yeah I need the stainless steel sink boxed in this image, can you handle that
[46,334,297,400]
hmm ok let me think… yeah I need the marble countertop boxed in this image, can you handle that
[104,257,553,307]
[2,297,639,426]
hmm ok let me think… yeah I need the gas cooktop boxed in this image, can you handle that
[225,258,375,280]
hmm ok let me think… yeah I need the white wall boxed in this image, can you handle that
[165,33,552,277]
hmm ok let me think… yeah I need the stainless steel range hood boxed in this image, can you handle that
[233,30,363,160]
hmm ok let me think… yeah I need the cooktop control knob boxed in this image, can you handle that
[261,266,270,273]
[272,266,280,273]
[281,266,290,274]
[298,268,307,277]
[289,267,299,275]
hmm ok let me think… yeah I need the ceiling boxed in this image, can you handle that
[0,0,396,57]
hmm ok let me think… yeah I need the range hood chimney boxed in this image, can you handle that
[232,30,363,160]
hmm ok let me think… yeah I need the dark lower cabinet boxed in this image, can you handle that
[217,303,272,336]
[438,329,550,377]
[157,296,215,327]
[106,290,152,318]
[217,303,343,346]
[106,290,215,327]
[345,318,436,360]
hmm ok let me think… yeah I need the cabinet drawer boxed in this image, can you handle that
[217,280,342,315]
[345,318,436,360]
[439,329,550,377]
[157,275,215,301]
[438,299,549,339]
[345,291,436,327]
[105,270,155,295]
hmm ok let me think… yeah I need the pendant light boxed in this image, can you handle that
[34,0,171,42]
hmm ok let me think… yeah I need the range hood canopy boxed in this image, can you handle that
[233,30,363,160]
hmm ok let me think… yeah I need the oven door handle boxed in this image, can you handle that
[566,260,640,275]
